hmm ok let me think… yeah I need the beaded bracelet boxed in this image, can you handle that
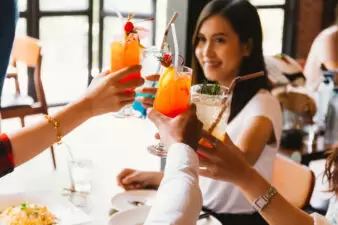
[44,114,62,144]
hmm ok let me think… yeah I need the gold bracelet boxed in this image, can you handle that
[44,114,62,144]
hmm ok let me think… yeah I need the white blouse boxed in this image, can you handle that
[200,90,283,213]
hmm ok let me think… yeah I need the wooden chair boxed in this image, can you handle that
[271,154,315,209]
[273,87,317,118]
[272,86,317,127]
[1,36,57,169]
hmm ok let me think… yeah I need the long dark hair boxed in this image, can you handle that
[336,3,338,24]
[324,149,338,193]
[191,0,270,122]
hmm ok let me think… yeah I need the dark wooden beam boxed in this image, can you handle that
[282,0,298,57]
[322,0,337,29]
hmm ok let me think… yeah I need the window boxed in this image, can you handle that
[99,0,155,71]
[250,0,298,57]
[13,0,156,106]
[250,0,286,55]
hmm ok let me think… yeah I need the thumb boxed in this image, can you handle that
[147,108,169,129]
[122,174,138,184]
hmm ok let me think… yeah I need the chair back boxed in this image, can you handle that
[271,154,315,209]
[11,36,46,109]
[12,36,41,67]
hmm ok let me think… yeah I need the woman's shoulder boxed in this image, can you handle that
[242,90,282,126]
[249,89,281,109]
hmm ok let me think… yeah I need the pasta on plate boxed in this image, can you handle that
[0,202,57,225]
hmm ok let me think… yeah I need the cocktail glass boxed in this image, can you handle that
[147,65,192,157]
[110,33,142,118]
[191,84,231,143]
[133,46,165,118]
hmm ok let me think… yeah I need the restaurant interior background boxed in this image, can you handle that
[1,0,337,220]
[7,0,336,107]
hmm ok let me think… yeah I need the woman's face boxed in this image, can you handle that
[195,15,250,85]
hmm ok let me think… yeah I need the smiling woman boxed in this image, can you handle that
[117,1,282,225]
[190,1,282,224]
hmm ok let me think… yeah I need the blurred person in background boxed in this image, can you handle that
[304,3,338,91]
[0,0,18,96]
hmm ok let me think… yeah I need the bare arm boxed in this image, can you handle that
[6,65,143,167]
[8,99,91,166]
[237,168,314,225]
[199,131,315,225]
[235,116,274,165]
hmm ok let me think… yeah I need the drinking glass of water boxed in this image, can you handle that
[68,159,94,193]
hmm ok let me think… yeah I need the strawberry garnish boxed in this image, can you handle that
[124,21,135,34]
[158,53,172,67]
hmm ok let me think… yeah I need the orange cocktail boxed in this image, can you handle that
[154,66,192,118]
[147,65,192,157]
[110,33,141,86]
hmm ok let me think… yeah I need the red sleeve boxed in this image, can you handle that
[0,133,14,178]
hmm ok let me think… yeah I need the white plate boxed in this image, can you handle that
[109,205,222,225]
[0,191,91,225]
[111,190,157,211]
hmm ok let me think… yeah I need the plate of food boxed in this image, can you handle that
[110,190,157,212]
[108,205,222,225]
[0,191,91,225]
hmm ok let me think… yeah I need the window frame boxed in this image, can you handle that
[18,0,156,106]
[97,0,157,74]
[253,0,298,57]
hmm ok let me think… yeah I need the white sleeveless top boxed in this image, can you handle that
[199,90,283,214]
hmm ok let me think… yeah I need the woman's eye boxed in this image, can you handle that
[196,36,206,43]
[215,38,226,43]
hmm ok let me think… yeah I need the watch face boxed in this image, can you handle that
[255,198,268,209]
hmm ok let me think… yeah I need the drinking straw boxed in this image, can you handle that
[111,5,125,44]
[154,12,179,76]
[208,71,265,134]
[160,12,179,51]
[171,23,179,70]
[64,142,75,161]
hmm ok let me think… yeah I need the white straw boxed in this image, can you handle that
[64,142,75,161]
[171,23,179,70]
[111,5,125,43]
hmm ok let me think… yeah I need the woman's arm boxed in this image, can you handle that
[238,168,314,225]
[7,66,143,167]
[9,99,91,166]
[198,131,315,225]
[235,116,274,165]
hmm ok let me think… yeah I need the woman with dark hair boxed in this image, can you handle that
[304,3,338,91]
[117,1,282,224]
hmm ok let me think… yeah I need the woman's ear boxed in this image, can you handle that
[243,38,253,57]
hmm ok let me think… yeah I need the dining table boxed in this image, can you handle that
[0,114,160,224]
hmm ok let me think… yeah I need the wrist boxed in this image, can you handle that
[179,139,198,151]
[235,166,259,189]
[237,167,271,201]
[151,172,164,186]
[67,98,93,122]
[75,97,94,119]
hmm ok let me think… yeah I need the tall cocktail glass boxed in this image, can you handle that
[110,33,141,118]
[147,65,192,157]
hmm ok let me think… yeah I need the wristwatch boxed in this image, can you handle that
[252,186,277,211]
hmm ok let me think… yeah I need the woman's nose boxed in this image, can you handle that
[203,42,215,58]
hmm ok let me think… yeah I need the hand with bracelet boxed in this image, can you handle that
[0,65,143,177]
